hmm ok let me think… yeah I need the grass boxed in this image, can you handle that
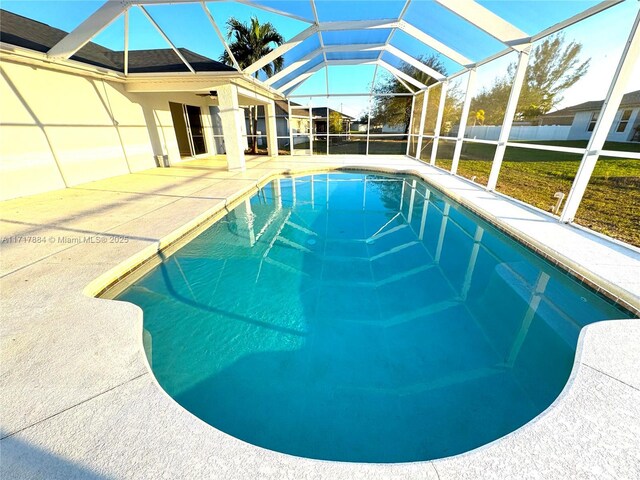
[291,139,408,155]
[434,141,640,247]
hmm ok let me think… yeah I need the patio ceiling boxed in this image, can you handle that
[44,0,625,97]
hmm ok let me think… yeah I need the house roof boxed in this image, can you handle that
[0,9,236,74]
[311,107,356,121]
[270,100,355,120]
[544,90,640,118]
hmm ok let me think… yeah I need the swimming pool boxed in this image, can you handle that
[115,171,633,463]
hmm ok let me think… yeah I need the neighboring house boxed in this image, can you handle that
[350,122,368,133]
[244,103,354,148]
[542,90,640,142]
[309,107,354,136]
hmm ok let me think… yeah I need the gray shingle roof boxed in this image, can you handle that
[545,90,640,118]
[0,9,237,73]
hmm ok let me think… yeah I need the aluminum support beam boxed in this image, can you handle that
[373,0,412,92]
[201,2,241,71]
[139,6,195,73]
[379,60,427,90]
[266,50,322,86]
[530,1,624,43]
[245,19,398,77]
[399,21,473,67]
[279,63,324,92]
[266,44,386,87]
[133,0,312,23]
[235,0,314,24]
[386,45,446,81]
[445,1,623,83]
[287,99,294,155]
[325,43,387,53]
[318,19,399,31]
[435,0,530,49]
[244,25,318,75]
[309,0,329,96]
[415,90,429,159]
[308,100,314,155]
[366,95,373,155]
[486,50,530,190]
[429,81,448,165]
[123,9,129,76]
[561,9,640,222]
[386,69,416,94]
[406,95,416,155]
[326,107,330,155]
[47,1,127,59]
[450,69,476,174]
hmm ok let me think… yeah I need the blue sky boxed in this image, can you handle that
[3,0,639,117]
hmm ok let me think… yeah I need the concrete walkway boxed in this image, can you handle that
[1,155,639,479]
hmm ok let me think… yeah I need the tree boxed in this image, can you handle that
[329,111,344,135]
[470,34,590,125]
[220,16,284,153]
[472,109,485,126]
[371,54,447,133]
[517,33,590,121]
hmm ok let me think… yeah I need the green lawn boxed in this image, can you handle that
[290,139,408,155]
[435,141,640,247]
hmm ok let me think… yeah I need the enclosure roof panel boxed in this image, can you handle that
[0,1,628,96]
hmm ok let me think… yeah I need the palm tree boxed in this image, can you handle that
[221,16,284,154]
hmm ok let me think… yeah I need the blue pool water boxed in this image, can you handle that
[116,172,633,463]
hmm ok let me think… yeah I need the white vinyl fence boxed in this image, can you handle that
[465,125,571,141]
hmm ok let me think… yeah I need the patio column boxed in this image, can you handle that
[217,83,246,170]
[560,10,640,223]
[265,100,279,157]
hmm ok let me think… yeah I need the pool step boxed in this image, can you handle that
[345,299,462,328]
[320,263,436,288]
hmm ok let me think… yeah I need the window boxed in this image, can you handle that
[616,109,632,133]
[587,111,599,132]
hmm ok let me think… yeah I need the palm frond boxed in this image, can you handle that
[223,15,285,77]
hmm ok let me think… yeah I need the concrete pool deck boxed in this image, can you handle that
[1,155,639,479]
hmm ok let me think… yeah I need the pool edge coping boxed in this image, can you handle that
[79,163,640,472]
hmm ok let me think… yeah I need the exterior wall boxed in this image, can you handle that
[0,59,221,201]
[567,111,594,141]
[610,107,639,142]
[567,107,640,142]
